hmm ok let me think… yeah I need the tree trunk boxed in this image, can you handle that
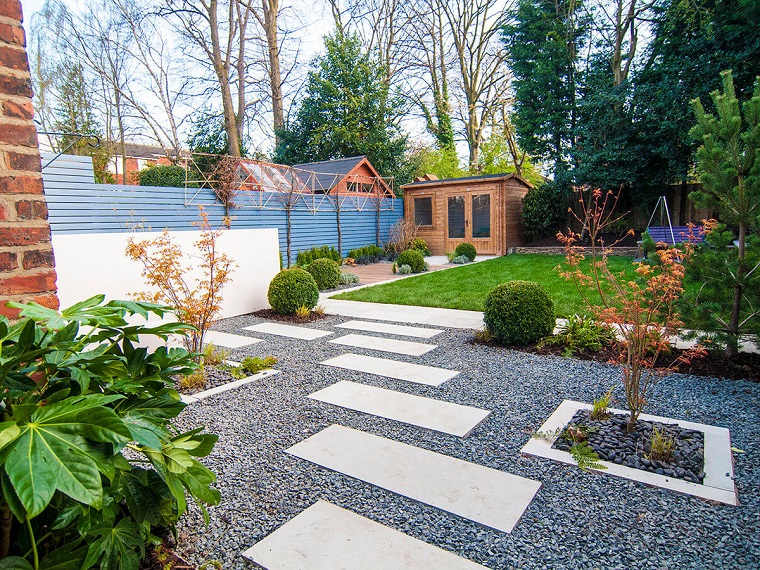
[262,0,284,143]
[727,221,746,357]
[0,502,12,558]
[209,0,242,157]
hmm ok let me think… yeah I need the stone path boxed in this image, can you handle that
[203,330,263,349]
[243,322,333,340]
[241,317,541,569]
[329,333,436,356]
[320,353,459,386]
[287,425,541,534]
[334,319,442,338]
[308,380,491,437]
[241,500,489,570]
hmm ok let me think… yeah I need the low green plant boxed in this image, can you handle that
[398,264,412,274]
[304,258,342,290]
[473,328,494,343]
[539,314,617,356]
[312,304,326,316]
[392,262,397,274]
[647,426,676,463]
[0,295,220,569]
[395,249,426,273]
[240,356,278,375]
[295,304,312,319]
[483,280,555,345]
[454,242,477,261]
[295,245,341,267]
[268,268,319,314]
[201,342,231,366]
[590,390,613,420]
[451,255,469,264]
[339,272,360,285]
[410,237,431,256]
[570,441,608,472]
[346,244,385,264]
[180,368,208,391]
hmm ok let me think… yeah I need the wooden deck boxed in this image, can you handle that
[342,261,449,285]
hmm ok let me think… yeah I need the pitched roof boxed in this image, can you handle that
[401,172,534,189]
[292,156,366,191]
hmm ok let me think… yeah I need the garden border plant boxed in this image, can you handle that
[0,296,220,569]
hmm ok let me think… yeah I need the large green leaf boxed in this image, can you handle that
[0,557,33,570]
[4,396,132,517]
[83,517,145,570]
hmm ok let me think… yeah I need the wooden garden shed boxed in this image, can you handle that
[401,173,533,256]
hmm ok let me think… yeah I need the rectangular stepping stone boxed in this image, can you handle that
[320,353,458,386]
[243,322,333,340]
[335,319,442,338]
[309,381,490,437]
[329,333,435,356]
[203,330,262,349]
[287,425,541,533]
[241,500,488,570]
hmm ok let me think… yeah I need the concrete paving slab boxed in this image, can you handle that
[243,322,333,340]
[203,330,263,349]
[320,353,459,387]
[334,320,442,338]
[287,425,541,533]
[241,500,489,570]
[328,333,436,356]
[308,381,490,437]
[521,400,738,506]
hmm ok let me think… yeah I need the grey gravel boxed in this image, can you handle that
[174,313,760,569]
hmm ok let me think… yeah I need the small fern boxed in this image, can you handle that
[570,441,608,472]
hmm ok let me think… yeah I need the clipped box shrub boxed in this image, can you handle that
[305,258,342,290]
[268,268,319,314]
[454,242,477,261]
[395,249,426,273]
[410,237,431,256]
[296,245,341,266]
[483,280,555,345]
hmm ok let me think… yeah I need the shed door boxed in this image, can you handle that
[445,190,498,255]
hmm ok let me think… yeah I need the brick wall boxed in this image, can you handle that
[0,0,58,318]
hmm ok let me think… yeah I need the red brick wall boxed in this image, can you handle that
[0,0,58,318]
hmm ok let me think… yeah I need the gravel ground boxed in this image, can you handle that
[174,313,759,569]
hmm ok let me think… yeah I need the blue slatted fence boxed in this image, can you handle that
[41,153,403,264]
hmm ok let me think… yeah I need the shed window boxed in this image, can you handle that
[348,182,375,193]
[414,197,433,226]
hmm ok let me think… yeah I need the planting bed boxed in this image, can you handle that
[553,410,705,483]
[179,366,239,395]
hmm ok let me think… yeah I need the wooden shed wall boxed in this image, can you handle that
[404,177,530,256]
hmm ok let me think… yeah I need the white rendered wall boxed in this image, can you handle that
[52,228,280,318]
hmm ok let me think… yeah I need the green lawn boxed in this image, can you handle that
[333,254,638,317]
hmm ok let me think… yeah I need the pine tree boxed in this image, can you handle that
[273,33,407,180]
[685,70,760,356]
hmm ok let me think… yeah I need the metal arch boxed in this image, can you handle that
[36,129,101,170]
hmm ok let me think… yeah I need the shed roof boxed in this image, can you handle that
[401,172,533,190]
[293,156,366,191]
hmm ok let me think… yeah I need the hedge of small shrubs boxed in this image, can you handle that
[305,258,342,290]
[138,164,189,187]
[347,244,385,264]
[296,245,341,267]
[483,280,555,345]
[395,249,426,273]
[268,268,319,314]
[454,242,477,261]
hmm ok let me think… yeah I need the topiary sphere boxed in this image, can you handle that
[483,280,555,345]
[267,268,319,314]
[395,249,426,273]
[304,258,342,290]
[454,242,477,261]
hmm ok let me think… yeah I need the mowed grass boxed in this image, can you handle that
[332,254,638,317]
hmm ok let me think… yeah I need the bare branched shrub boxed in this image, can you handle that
[386,217,420,255]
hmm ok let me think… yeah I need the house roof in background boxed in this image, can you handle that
[117,143,191,160]
[401,172,534,189]
[292,156,366,191]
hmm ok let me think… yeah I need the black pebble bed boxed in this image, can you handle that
[553,410,706,483]
[174,313,759,569]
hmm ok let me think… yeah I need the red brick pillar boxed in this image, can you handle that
[0,0,58,318]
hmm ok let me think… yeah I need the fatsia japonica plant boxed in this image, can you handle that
[0,295,220,569]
